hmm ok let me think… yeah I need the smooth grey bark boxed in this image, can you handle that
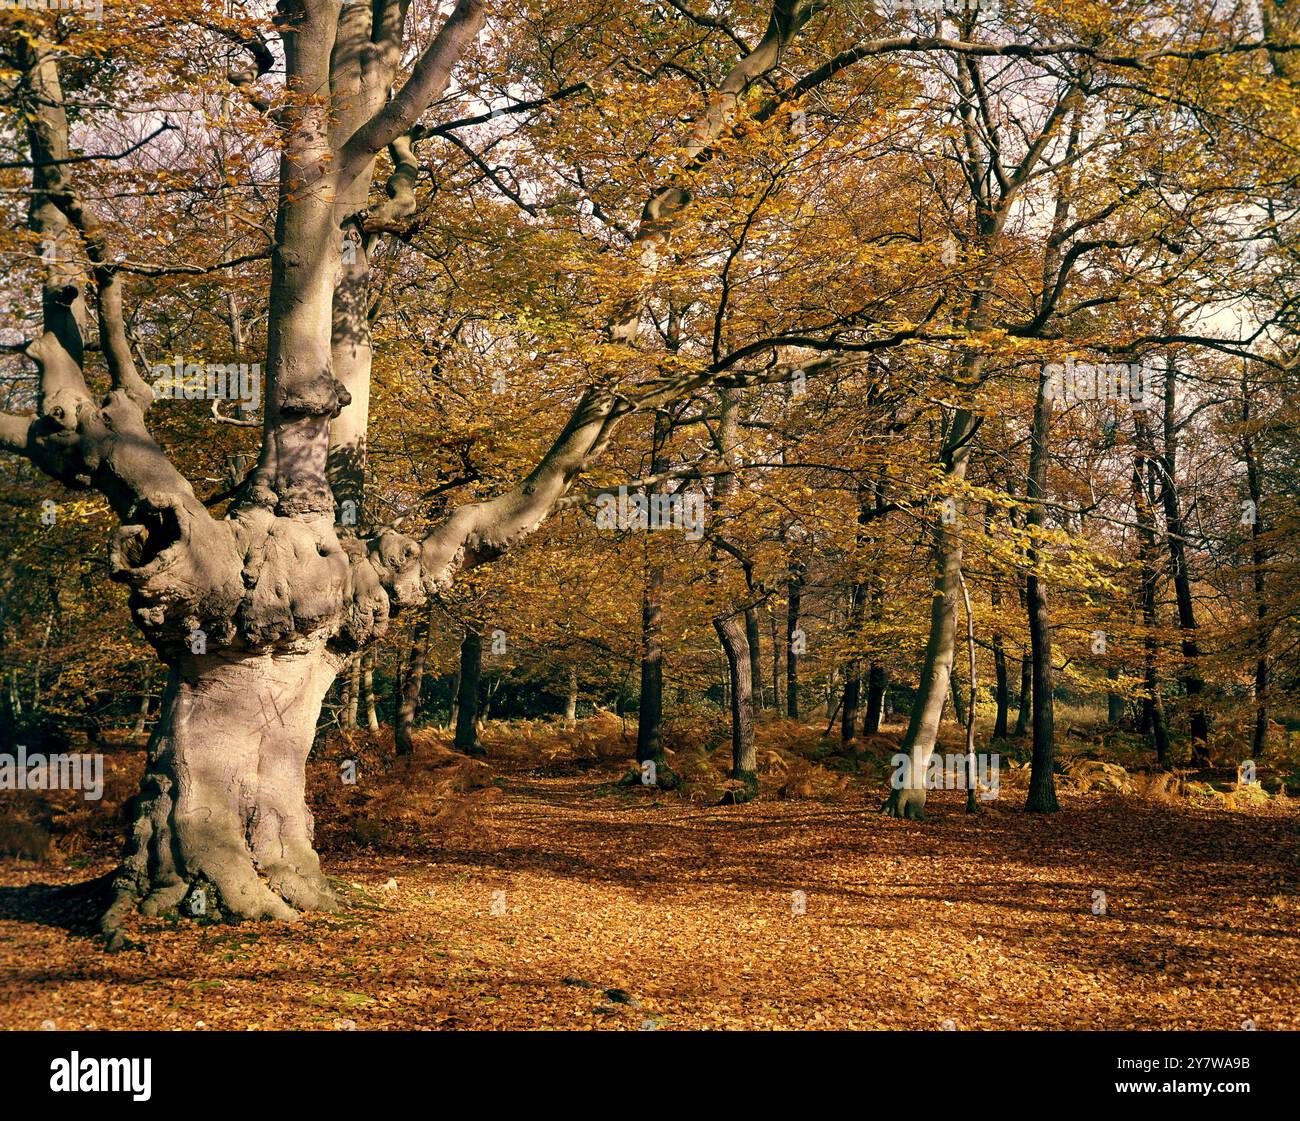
[133,691,151,737]
[102,647,345,941]
[711,388,757,801]
[882,409,978,819]
[446,670,460,731]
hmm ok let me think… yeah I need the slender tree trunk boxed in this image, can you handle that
[446,671,460,731]
[1014,648,1031,737]
[395,614,430,756]
[863,571,887,734]
[1011,475,1031,741]
[33,601,54,711]
[1107,668,1125,725]
[133,690,151,736]
[883,408,978,819]
[1134,411,1171,766]
[714,614,757,803]
[841,575,867,747]
[346,655,361,730]
[745,607,764,720]
[1160,356,1211,765]
[453,629,483,755]
[841,668,862,747]
[392,644,406,724]
[958,572,980,814]
[769,603,783,717]
[949,667,966,727]
[637,411,669,770]
[710,388,759,795]
[786,556,804,719]
[363,650,379,732]
[1241,363,1271,758]
[637,563,665,764]
[1024,367,1059,814]
[564,664,578,730]
[864,664,887,735]
[480,677,499,725]
[991,586,1009,740]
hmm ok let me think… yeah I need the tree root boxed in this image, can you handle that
[881,787,927,820]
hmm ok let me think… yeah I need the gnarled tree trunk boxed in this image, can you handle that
[103,646,344,937]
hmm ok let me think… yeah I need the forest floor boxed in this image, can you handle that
[1,714,1298,1030]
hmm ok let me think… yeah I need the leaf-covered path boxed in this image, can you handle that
[2,754,1298,1030]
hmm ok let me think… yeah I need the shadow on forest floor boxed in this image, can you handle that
[0,872,111,938]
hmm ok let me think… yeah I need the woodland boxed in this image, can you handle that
[0,0,1298,1032]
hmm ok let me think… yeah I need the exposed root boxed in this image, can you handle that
[881,787,927,820]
